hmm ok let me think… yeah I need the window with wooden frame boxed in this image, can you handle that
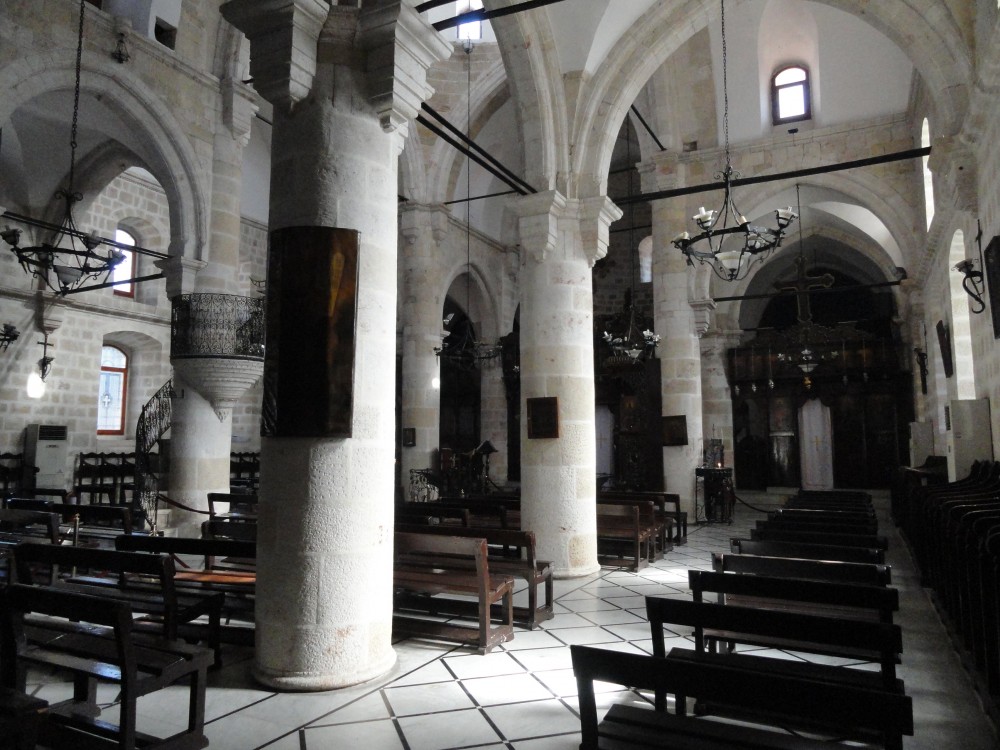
[771,65,811,125]
[97,346,128,435]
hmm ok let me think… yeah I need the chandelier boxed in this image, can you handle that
[0,324,19,352]
[435,40,501,370]
[671,0,797,281]
[0,0,131,296]
[601,126,659,368]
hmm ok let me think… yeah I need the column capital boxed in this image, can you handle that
[399,203,451,246]
[579,195,623,267]
[509,190,567,264]
[220,0,329,112]
[360,1,453,133]
[155,257,208,300]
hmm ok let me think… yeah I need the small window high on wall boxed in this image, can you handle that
[98,346,128,435]
[457,0,483,40]
[112,228,136,298]
[772,65,811,125]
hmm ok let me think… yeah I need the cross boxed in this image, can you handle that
[774,253,834,323]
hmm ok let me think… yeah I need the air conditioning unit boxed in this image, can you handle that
[23,424,69,491]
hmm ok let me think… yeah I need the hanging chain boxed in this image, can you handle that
[466,43,472,317]
[67,0,86,197]
[720,0,730,168]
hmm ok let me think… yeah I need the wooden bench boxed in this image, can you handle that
[201,518,257,542]
[0,583,213,750]
[206,492,258,521]
[572,644,913,750]
[595,496,672,558]
[393,531,514,654]
[599,490,687,545]
[689,569,899,623]
[760,512,878,534]
[395,502,471,527]
[750,526,889,550]
[0,508,61,544]
[7,498,134,548]
[731,537,886,564]
[712,552,893,586]
[596,502,655,571]
[13,542,225,666]
[114,535,256,644]
[395,524,553,629]
[0,685,48,750]
[646,596,903,689]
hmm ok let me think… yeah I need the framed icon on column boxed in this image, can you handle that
[526,397,559,439]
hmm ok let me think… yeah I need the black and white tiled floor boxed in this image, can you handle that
[24,492,1000,749]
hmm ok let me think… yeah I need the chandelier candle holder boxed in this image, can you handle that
[0,323,19,352]
[671,0,797,282]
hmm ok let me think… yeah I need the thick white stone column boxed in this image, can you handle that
[398,205,447,498]
[511,192,619,577]
[222,0,450,690]
[642,154,706,517]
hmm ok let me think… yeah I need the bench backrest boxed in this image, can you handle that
[394,524,536,563]
[713,552,891,585]
[115,534,256,575]
[645,596,901,683]
[751,527,888,550]
[571,645,913,750]
[596,503,641,526]
[202,519,257,542]
[0,509,61,544]
[731,537,885,564]
[689,569,898,622]
[395,531,491,597]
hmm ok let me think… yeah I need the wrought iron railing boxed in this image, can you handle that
[171,293,265,360]
[133,379,174,531]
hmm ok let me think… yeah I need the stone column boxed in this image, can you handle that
[398,204,448,498]
[510,191,620,578]
[222,0,450,690]
[641,154,705,517]
[701,331,738,467]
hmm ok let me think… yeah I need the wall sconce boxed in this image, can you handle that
[954,258,985,314]
[26,332,53,399]
[111,32,131,64]
[914,347,928,395]
[0,323,19,352]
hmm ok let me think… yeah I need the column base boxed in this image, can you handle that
[253,649,397,692]
[553,561,602,580]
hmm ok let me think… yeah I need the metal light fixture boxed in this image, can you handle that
[671,0,797,281]
[602,124,659,368]
[26,332,54,399]
[435,39,501,369]
[111,32,131,64]
[0,324,19,352]
[1,0,127,296]
[954,221,986,314]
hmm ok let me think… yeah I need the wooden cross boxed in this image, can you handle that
[774,254,834,323]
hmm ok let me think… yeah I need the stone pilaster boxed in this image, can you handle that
[510,191,620,578]
[701,331,739,469]
[225,1,450,691]
[398,204,449,497]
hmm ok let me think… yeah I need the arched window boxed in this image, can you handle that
[921,119,934,230]
[97,346,128,435]
[457,0,483,40]
[771,65,811,125]
[112,227,136,298]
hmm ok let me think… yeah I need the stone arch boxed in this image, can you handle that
[568,0,971,206]
[0,53,210,263]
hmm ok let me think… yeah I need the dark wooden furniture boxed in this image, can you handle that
[0,685,48,750]
[0,584,213,750]
[749,527,889,550]
[206,492,258,521]
[712,552,892,586]
[0,508,61,544]
[595,502,655,571]
[689,569,899,623]
[395,524,553,629]
[646,597,903,690]
[596,495,674,557]
[13,543,224,666]
[393,531,514,654]
[599,490,687,544]
[730,537,886,564]
[6,498,134,547]
[572,644,913,750]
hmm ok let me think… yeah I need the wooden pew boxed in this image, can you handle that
[6,498,134,548]
[13,542,225,666]
[599,490,687,545]
[0,584,213,750]
[395,501,471,527]
[393,532,514,654]
[572,644,913,750]
[689,569,899,623]
[395,524,553,629]
[712,552,892,586]
[206,492,258,521]
[114,535,256,643]
[749,527,889,550]
[0,686,48,750]
[596,503,655,571]
[595,496,672,558]
[0,508,61,545]
[646,597,903,690]
[731,537,886,564]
